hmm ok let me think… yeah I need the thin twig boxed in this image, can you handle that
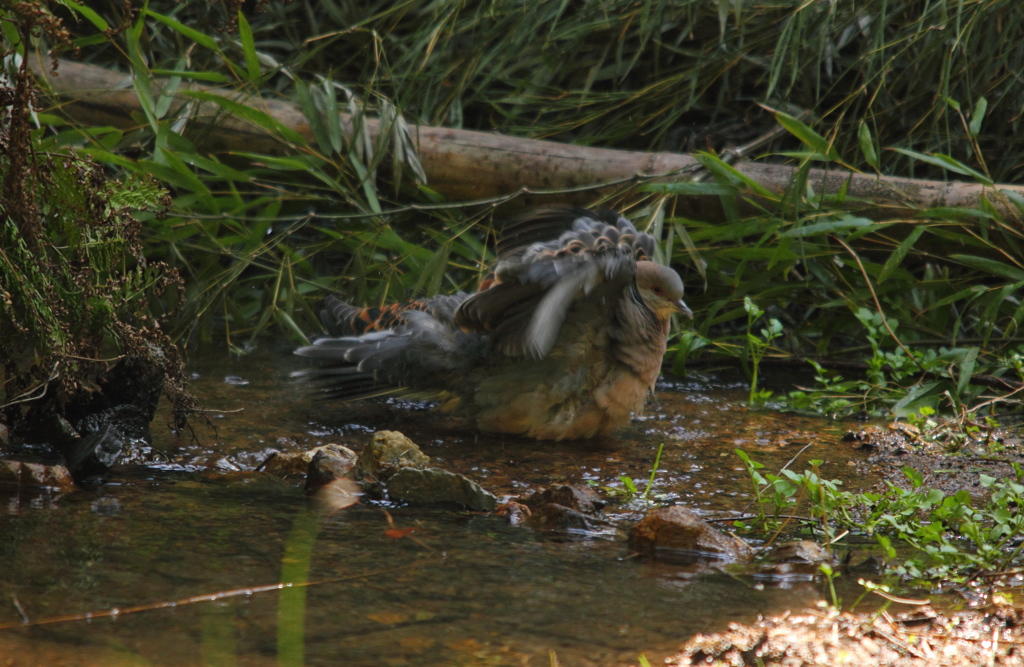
[0,559,439,631]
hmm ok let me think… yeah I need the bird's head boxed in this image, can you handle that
[635,261,692,321]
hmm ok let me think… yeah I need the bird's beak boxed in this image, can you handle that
[673,299,693,320]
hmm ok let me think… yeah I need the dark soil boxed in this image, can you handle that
[844,423,1024,497]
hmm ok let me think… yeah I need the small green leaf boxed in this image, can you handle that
[64,1,110,31]
[878,225,926,283]
[237,11,261,82]
[183,91,307,146]
[955,347,979,398]
[891,148,993,186]
[150,69,230,83]
[145,9,220,52]
[775,112,838,160]
[857,121,878,170]
[777,216,872,238]
[968,97,988,138]
[693,152,774,198]
[642,181,738,196]
[949,254,1024,281]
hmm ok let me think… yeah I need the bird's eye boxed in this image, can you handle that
[652,285,663,295]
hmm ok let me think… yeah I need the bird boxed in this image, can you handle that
[294,206,692,440]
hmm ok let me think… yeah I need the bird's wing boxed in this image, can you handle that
[297,293,481,400]
[455,207,655,359]
[320,294,468,336]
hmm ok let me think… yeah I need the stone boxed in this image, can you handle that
[0,461,76,492]
[386,467,497,511]
[305,446,359,494]
[521,484,605,513]
[628,505,753,563]
[767,540,833,565]
[260,443,357,479]
[356,430,429,481]
[526,503,607,532]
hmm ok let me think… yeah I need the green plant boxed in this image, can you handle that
[1,7,191,429]
[602,443,668,504]
[743,296,783,407]
[819,563,841,609]
[735,450,1024,593]
[642,443,665,501]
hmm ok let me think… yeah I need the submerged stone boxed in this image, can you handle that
[525,503,608,532]
[521,484,605,514]
[515,483,609,533]
[628,505,753,564]
[386,467,497,511]
[753,540,836,582]
[767,540,833,565]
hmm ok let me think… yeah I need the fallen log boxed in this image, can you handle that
[28,54,1024,222]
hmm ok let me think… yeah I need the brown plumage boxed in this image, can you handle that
[294,207,691,440]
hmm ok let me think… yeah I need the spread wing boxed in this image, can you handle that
[454,207,655,359]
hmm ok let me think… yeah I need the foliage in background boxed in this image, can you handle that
[0,5,191,429]
[13,0,1024,419]
[74,0,1021,181]
[658,132,1024,418]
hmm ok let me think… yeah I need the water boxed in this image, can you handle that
[0,346,873,666]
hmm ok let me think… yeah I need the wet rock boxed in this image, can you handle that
[628,506,753,563]
[754,540,836,582]
[385,467,497,511]
[357,430,429,481]
[305,446,359,494]
[526,503,607,532]
[514,484,608,532]
[521,484,605,513]
[260,444,357,479]
[0,461,75,491]
[767,540,833,565]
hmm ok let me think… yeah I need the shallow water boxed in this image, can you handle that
[1,346,874,666]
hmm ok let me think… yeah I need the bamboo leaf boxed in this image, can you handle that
[63,1,110,31]
[968,97,988,138]
[949,255,1024,281]
[643,182,738,196]
[693,152,774,198]
[858,121,878,170]
[878,226,926,284]
[775,112,838,160]
[777,216,872,238]
[237,11,261,83]
[183,91,307,145]
[955,347,979,398]
[145,9,220,52]
[891,148,993,186]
